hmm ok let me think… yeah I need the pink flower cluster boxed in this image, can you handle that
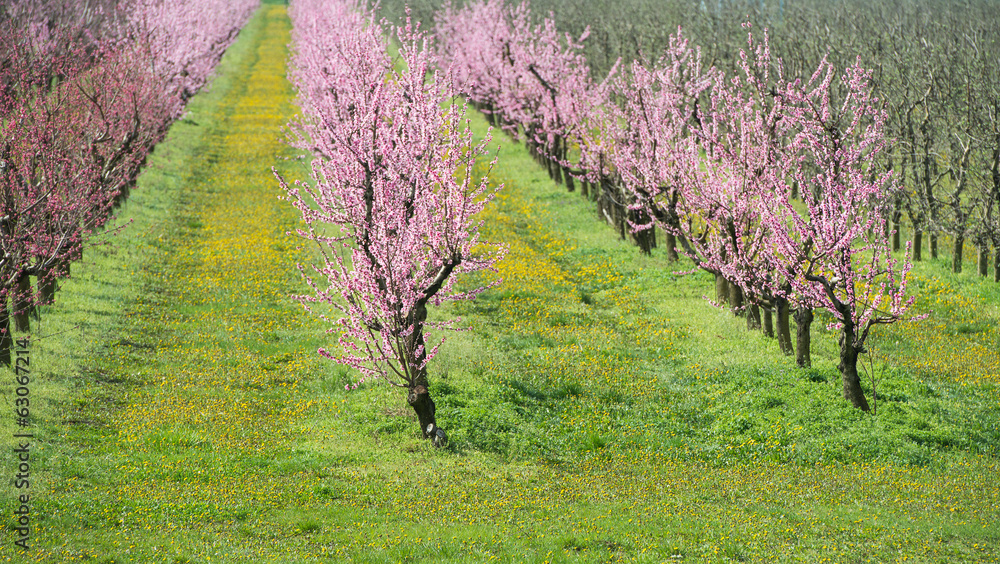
[280,0,505,390]
[126,0,260,104]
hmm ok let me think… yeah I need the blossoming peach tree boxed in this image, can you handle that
[617,25,918,410]
[279,0,505,445]
[771,57,918,411]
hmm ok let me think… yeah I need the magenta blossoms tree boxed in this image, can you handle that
[0,15,171,362]
[0,0,259,364]
[281,0,505,444]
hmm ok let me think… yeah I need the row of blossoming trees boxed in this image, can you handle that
[451,0,1000,281]
[435,0,917,411]
[278,0,506,443]
[0,0,258,363]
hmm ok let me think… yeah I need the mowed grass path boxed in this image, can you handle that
[1,3,998,563]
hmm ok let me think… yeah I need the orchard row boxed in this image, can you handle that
[0,0,259,361]
[391,0,1000,279]
[432,0,932,411]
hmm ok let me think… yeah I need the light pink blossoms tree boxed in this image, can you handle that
[770,58,917,411]
[281,0,505,444]
[615,27,802,353]
[621,25,918,409]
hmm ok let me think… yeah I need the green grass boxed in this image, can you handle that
[1,3,999,563]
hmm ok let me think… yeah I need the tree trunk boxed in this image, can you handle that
[979,244,990,277]
[995,243,1000,283]
[930,232,938,260]
[405,305,446,446]
[114,183,130,208]
[664,232,678,262]
[39,269,58,305]
[838,324,870,411]
[563,167,575,192]
[0,299,11,366]
[638,227,655,255]
[629,209,655,255]
[553,138,564,185]
[746,304,761,330]
[762,307,774,338]
[599,191,613,227]
[614,200,627,241]
[729,283,744,316]
[13,273,32,332]
[715,274,729,306]
[794,306,813,368]
[776,298,793,356]
[953,235,964,273]
[892,216,901,252]
[581,180,590,199]
[407,384,440,440]
[912,229,922,261]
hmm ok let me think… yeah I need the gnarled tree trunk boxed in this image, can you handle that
[994,243,999,283]
[775,298,793,356]
[13,273,33,332]
[629,208,655,255]
[39,268,58,305]
[838,321,870,411]
[404,304,446,446]
[664,232,678,262]
[715,274,729,306]
[762,306,774,338]
[729,283,744,316]
[794,306,813,368]
[407,383,439,438]
[0,300,11,366]
[746,304,761,330]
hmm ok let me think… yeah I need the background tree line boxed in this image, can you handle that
[380,0,1000,282]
